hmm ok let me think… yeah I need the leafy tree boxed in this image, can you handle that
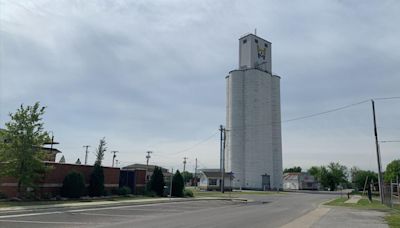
[75,158,81,165]
[149,167,165,196]
[327,162,348,189]
[307,162,348,191]
[181,171,193,184]
[308,166,321,181]
[95,137,106,165]
[61,171,85,198]
[0,102,49,196]
[283,166,302,173]
[88,163,104,196]
[172,170,184,197]
[352,169,378,190]
[384,159,400,183]
[88,138,107,196]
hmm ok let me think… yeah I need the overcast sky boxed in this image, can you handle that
[1,0,399,173]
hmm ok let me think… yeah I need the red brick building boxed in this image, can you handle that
[0,162,120,198]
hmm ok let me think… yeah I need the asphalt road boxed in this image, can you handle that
[0,193,356,228]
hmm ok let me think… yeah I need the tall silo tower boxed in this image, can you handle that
[225,33,282,190]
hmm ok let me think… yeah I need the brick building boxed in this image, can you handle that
[0,162,120,197]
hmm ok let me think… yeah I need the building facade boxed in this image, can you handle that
[283,172,319,190]
[225,33,282,190]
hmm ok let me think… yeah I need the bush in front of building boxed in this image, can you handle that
[61,171,85,199]
[0,192,8,199]
[118,186,131,196]
[149,166,165,197]
[88,163,104,197]
[183,189,193,197]
[172,170,184,197]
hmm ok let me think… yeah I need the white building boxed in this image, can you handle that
[283,173,319,190]
[198,169,234,191]
[225,33,282,190]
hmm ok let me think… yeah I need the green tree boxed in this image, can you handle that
[88,163,104,196]
[181,171,193,184]
[95,137,106,165]
[307,162,348,191]
[283,166,302,173]
[308,166,321,181]
[149,166,165,196]
[384,159,400,183]
[327,162,348,190]
[61,171,85,198]
[0,102,49,196]
[172,170,184,197]
[352,169,378,190]
[88,138,106,196]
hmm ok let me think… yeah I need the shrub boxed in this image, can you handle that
[61,171,85,199]
[172,170,184,197]
[183,189,193,197]
[118,186,131,196]
[149,166,165,196]
[144,190,157,197]
[88,164,104,197]
[0,192,8,199]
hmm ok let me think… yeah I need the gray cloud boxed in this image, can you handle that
[1,0,399,171]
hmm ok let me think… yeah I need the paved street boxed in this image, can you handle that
[0,193,388,228]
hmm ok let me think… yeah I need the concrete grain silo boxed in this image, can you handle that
[225,33,282,190]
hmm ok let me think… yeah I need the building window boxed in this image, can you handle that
[264,43,268,48]
[243,39,247,44]
[209,179,217,186]
[255,39,258,43]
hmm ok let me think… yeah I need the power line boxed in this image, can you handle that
[380,140,400,143]
[373,96,400,101]
[164,132,218,155]
[281,99,370,123]
[227,96,400,130]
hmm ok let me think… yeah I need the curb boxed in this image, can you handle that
[0,196,247,214]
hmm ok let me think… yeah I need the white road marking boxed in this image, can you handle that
[77,212,136,218]
[0,211,62,219]
[0,219,90,225]
[0,200,219,219]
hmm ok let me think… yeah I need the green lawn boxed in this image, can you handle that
[324,197,400,228]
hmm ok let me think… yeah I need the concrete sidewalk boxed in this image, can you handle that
[344,195,362,204]
[312,207,388,228]
[280,206,388,228]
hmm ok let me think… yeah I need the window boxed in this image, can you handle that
[243,39,247,44]
[209,179,217,185]
[264,43,268,48]
[255,39,258,43]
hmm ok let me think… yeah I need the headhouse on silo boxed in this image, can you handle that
[225,33,282,190]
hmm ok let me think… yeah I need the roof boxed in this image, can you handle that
[40,147,61,154]
[200,170,234,178]
[122,163,169,173]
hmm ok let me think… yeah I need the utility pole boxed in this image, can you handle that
[145,151,153,184]
[111,150,118,167]
[146,151,153,166]
[83,145,90,165]
[397,175,399,205]
[169,168,174,199]
[183,157,188,172]
[219,125,226,193]
[194,158,198,186]
[372,99,384,203]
